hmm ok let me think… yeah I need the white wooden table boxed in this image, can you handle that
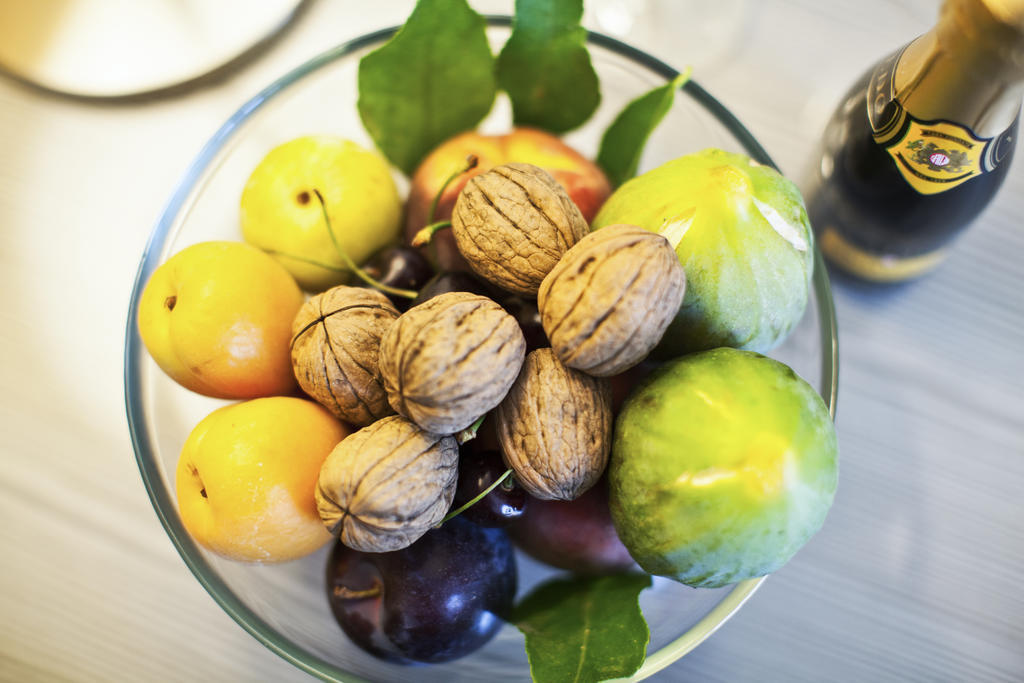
[2,1,1021,681]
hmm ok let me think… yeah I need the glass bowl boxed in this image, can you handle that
[124,20,838,683]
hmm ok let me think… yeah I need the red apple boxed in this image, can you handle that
[405,127,612,272]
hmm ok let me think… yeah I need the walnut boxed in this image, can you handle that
[538,224,686,377]
[378,291,526,434]
[452,162,588,296]
[315,415,458,553]
[495,349,612,501]
[291,286,400,427]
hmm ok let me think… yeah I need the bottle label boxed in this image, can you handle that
[879,116,989,195]
[866,42,1012,196]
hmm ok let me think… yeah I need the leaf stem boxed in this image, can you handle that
[437,468,513,526]
[312,189,418,299]
[672,67,693,91]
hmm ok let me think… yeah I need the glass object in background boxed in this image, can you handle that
[125,22,838,683]
[583,0,752,73]
[0,0,305,98]
[806,0,1024,282]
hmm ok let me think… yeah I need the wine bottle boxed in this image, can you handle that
[806,0,1024,282]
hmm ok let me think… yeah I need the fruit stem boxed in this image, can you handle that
[411,220,452,248]
[333,583,382,600]
[262,248,346,273]
[455,414,487,445]
[437,468,514,526]
[313,189,418,299]
[428,154,479,223]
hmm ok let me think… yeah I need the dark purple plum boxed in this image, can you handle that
[509,476,635,575]
[325,516,516,664]
[453,449,526,527]
[498,296,548,352]
[410,271,496,307]
[361,245,434,310]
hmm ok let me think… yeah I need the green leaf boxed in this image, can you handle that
[514,573,652,683]
[597,69,692,188]
[357,0,496,174]
[496,0,600,133]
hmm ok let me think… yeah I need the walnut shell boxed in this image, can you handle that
[378,291,526,434]
[291,286,400,427]
[495,349,612,501]
[452,162,588,296]
[315,415,458,553]
[538,224,686,377]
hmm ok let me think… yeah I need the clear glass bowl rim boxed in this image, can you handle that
[123,17,839,683]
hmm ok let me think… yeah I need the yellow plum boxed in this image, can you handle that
[138,240,302,399]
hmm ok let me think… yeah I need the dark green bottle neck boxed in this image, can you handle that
[892,0,1024,137]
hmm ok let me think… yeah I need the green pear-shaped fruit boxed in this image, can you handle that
[608,348,837,588]
[592,148,814,356]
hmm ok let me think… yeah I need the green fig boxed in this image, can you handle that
[591,148,814,356]
[608,348,838,588]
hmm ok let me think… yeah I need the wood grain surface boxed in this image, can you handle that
[1,1,1020,681]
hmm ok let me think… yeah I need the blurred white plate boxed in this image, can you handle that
[0,0,304,98]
